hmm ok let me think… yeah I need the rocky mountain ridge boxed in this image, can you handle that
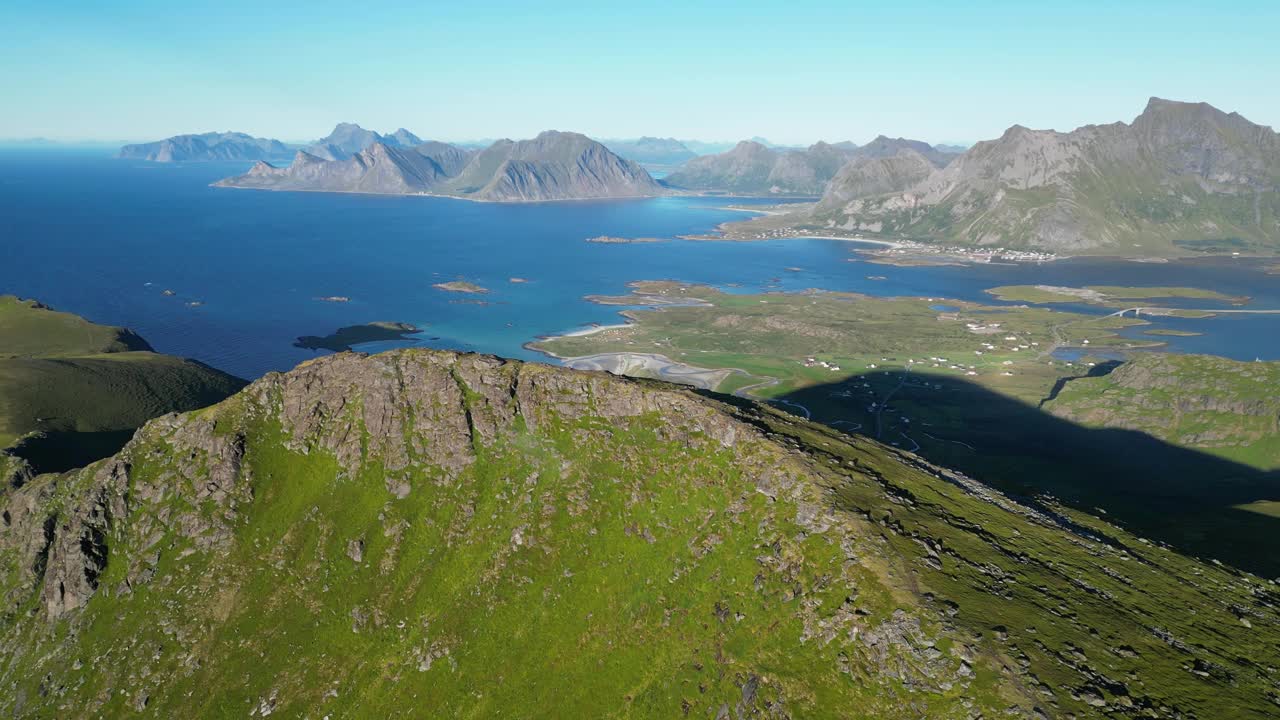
[666,138,957,196]
[0,349,1276,717]
[808,98,1280,253]
[664,140,859,195]
[217,131,664,202]
[600,136,697,166]
[303,122,426,161]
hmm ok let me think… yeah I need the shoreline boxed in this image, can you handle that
[795,234,904,248]
[531,349,740,392]
[549,321,634,340]
[210,183,669,205]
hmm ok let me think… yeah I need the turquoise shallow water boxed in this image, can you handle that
[2,149,1278,378]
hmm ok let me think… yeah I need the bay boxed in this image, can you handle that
[2,149,1277,379]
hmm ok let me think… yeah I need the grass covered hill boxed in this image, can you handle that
[0,296,245,468]
[1044,353,1280,469]
[0,349,1276,717]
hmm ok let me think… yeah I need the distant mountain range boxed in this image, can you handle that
[302,123,426,161]
[678,139,738,155]
[215,130,664,202]
[806,98,1280,253]
[115,124,432,163]
[815,137,961,211]
[599,137,696,167]
[664,138,957,196]
[117,132,291,162]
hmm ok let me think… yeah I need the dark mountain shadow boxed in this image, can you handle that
[768,371,1280,578]
[1040,359,1122,406]
[7,430,137,475]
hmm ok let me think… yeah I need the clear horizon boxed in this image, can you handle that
[2,1,1277,146]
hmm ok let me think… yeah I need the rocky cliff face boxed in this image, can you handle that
[811,98,1280,253]
[301,124,431,161]
[118,132,291,162]
[219,131,662,202]
[1,349,1275,717]
[848,136,959,169]
[218,142,454,194]
[414,140,472,176]
[816,149,941,211]
[443,131,663,201]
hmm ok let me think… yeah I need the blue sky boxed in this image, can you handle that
[2,0,1276,145]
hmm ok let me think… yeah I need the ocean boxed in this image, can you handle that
[2,148,1278,379]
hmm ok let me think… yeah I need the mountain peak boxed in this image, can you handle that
[388,128,425,146]
[3,347,1276,716]
[1142,96,1208,113]
[534,129,586,141]
[812,98,1280,253]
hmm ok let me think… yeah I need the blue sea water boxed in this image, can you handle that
[2,149,1278,379]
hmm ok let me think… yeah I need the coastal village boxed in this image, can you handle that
[695,221,1061,264]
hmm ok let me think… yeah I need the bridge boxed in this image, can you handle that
[1106,306,1280,318]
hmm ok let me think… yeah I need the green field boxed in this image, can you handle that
[985,284,1246,306]
[535,281,1147,409]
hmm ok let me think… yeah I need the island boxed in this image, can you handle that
[293,321,421,352]
[985,284,1247,306]
[214,131,664,203]
[432,281,489,294]
[585,235,666,244]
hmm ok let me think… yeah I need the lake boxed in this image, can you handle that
[2,149,1278,379]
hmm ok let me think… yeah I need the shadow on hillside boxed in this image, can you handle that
[7,430,136,475]
[768,371,1280,578]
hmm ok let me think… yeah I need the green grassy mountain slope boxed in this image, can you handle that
[1,349,1276,717]
[0,296,245,466]
[0,296,151,357]
[1044,353,1280,469]
[808,98,1280,255]
[530,282,1280,576]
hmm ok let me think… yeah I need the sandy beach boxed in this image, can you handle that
[556,351,737,391]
